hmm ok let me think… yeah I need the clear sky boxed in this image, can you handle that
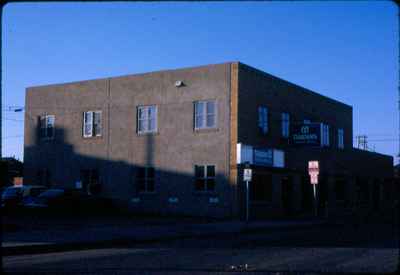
[2,2,398,163]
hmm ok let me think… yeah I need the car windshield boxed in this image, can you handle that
[38,189,64,198]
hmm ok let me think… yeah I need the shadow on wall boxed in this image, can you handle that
[23,126,235,219]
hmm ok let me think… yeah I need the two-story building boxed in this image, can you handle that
[24,62,393,219]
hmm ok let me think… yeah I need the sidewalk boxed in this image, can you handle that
[2,215,326,256]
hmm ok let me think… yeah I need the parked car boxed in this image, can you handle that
[1,185,46,209]
[24,188,109,214]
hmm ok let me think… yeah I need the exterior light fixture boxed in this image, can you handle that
[175,80,184,87]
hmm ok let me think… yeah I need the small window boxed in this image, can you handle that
[338,128,344,149]
[258,106,268,134]
[194,165,216,192]
[137,105,158,134]
[80,169,101,195]
[83,111,102,137]
[321,123,330,147]
[194,100,217,129]
[39,115,55,140]
[281,113,290,138]
[136,167,155,192]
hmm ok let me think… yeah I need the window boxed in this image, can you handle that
[281,112,290,138]
[338,128,344,149]
[136,167,155,192]
[194,100,217,129]
[250,173,272,202]
[258,106,268,134]
[80,169,100,195]
[137,105,157,134]
[37,169,51,187]
[39,115,55,139]
[194,165,215,192]
[304,119,311,124]
[335,179,346,201]
[83,111,102,137]
[321,123,330,146]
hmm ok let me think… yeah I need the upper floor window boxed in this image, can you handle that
[83,111,102,137]
[137,105,157,134]
[194,100,217,129]
[321,123,330,147]
[136,167,155,193]
[281,112,290,138]
[338,128,344,149]
[195,165,215,192]
[39,115,55,140]
[258,106,268,134]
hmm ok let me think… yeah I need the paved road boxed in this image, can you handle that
[3,223,399,274]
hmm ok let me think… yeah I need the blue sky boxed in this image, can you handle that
[2,2,398,163]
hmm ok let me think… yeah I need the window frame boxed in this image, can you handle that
[321,123,330,147]
[258,106,269,134]
[338,128,344,149]
[281,112,290,138]
[39,115,55,140]
[194,100,217,130]
[137,105,158,134]
[194,164,216,192]
[83,110,102,138]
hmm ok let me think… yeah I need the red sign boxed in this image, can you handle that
[308,161,319,184]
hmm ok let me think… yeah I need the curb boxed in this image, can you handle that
[2,221,326,256]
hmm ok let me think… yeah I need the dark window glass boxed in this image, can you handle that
[147,180,155,192]
[206,178,215,191]
[195,166,204,178]
[137,180,145,192]
[147,168,155,179]
[206,166,215,177]
[195,179,205,191]
[137,168,146,179]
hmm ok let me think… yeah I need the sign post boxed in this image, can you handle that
[308,161,319,217]
[243,165,252,222]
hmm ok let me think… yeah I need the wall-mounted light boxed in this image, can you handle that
[175,80,184,87]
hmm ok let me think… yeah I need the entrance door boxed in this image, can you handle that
[281,176,293,216]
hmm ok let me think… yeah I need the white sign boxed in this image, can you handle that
[244,169,252,181]
[308,161,319,172]
[308,161,319,184]
[309,172,319,184]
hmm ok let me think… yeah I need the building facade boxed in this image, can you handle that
[24,62,393,219]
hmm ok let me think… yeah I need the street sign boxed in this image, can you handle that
[243,169,252,181]
[308,161,319,185]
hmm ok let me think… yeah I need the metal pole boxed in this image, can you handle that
[246,180,249,222]
[313,184,317,217]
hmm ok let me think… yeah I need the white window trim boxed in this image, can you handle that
[83,110,102,138]
[194,100,217,130]
[338,128,344,149]
[40,115,55,140]
[258,106,269,134]
[282,112,290,138]
[137,105,158,134]
[195,165,216,192]
[321,123,330,147]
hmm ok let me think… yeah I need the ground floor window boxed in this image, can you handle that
[335,178,346,201]
[250,173,272,202]
[194,165,215,192]
[80,169,100,194]
[136,167,155,192]
[37,169,51,187]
